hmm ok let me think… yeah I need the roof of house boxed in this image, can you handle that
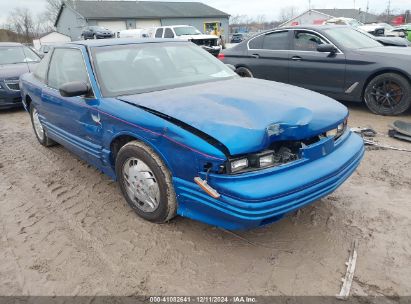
[314,9,378,23]
[55,1,229,25]
[279,8,379,27]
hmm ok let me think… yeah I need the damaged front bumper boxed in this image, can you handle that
[173,131,364,230]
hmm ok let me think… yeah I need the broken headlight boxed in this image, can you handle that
[326,118,348,140]
[227,147,299,174]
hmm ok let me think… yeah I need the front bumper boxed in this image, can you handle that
[96,34,114,39]
[0,89,23,110]
[174,131,364,230]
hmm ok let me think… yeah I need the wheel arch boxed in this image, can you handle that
[24,94,33,111]
[109,132,174,176]
[361,69,411,100]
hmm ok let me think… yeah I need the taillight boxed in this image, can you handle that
[217,53,225,60]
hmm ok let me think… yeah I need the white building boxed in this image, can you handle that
[33,32,71,50]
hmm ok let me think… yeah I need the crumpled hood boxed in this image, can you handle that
[119,78,348,155]
[0,62,36,80]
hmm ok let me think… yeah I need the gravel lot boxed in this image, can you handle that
[0,103,410,297]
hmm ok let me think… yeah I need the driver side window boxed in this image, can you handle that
[293,31,328,51]
[48,48,89,90]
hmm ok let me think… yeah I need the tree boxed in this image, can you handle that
[7,7,35,42]
[279,6,300,23]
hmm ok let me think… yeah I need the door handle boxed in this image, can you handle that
[291,56,302,61]
[251,54,260,59]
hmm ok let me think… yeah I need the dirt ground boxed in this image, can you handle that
[0,103,410,297]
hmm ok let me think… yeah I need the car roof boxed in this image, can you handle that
[0,42,23,47]
[67,38,186,47]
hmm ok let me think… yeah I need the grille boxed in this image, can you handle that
[5,82,20,91]
[192,38,218,47]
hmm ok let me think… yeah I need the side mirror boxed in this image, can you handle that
[317,44,338,54]
[59,81,90,98]
[226,64,235,71]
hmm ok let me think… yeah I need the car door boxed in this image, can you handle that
[41,47,104,166]
[245,30,291,83]
[288,30,346,98]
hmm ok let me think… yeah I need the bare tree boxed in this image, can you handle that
[7,7,35,42]
[279,6,300,23]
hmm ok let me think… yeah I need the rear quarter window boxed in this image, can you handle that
[33,51,52,83]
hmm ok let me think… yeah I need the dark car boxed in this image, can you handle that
[220,25,411,115]
[231,33,245,43]
[19,39,363,230]
[0,42,40,110]
[81,26,114,39]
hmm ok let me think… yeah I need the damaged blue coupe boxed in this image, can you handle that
[20,39,364,230]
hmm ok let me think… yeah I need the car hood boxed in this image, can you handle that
[0,62,35,80]
[355,46,411,56]
[119,78,348,156]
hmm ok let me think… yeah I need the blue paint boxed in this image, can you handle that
[20,40,364,230]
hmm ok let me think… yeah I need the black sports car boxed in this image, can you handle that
[219,25,411,115]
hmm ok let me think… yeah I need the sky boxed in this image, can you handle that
[0,0,410,25]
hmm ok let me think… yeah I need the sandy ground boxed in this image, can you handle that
[0,103,410,297]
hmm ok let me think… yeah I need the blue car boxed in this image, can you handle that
[0,42,40,109]
[20,39,364,230]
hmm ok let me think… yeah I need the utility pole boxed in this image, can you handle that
[308,0,311,10]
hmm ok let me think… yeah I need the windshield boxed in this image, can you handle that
[0,46,40,65]
[92,43,237,97]
[91,26,108,31]
[324,27,382,49]
[174,26,201,36]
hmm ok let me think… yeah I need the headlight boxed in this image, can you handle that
[259,154,275,167]
[326,118,348,140]
[230,158,248,173]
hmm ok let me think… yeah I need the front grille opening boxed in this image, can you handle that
[221,135,324,175]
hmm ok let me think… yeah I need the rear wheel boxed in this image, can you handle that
[364,73,411,115]
[116,141,177,223]
[235,67,253,78]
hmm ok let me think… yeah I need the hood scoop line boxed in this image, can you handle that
[118,99,231,157]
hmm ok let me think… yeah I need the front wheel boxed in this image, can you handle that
[364,73,411,115]
[116,141,177,223]
[235,67,253,78]
[30,105,55,147]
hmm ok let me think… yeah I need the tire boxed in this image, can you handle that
[115,141,177,223]
[30,105,55,147]
[364,73,411,115]
[235,67,253,78]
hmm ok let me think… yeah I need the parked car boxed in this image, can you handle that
[38,45,52,57]
[220,25,411,115]
[231,33,246,43]
[324,17,385,36]
[0,42,40,110]
[20,39,364,230]
[152,25,222,55]
[377,23,406,38]
[81,26,114,40]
